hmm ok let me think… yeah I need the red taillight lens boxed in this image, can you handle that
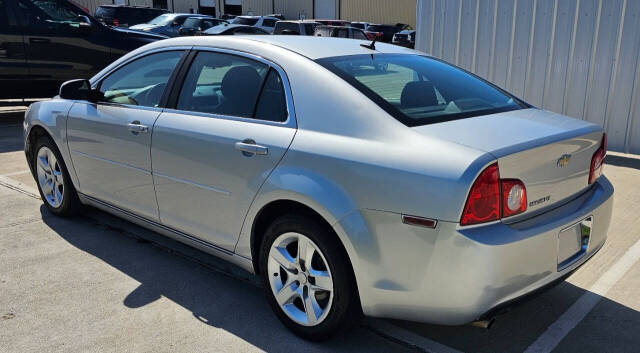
[589,133,607,184]
[113,18,119,26]
[460,163,501,226]
[501,179,527,217]
[460,163,528,225]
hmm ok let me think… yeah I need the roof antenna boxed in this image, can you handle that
[360,37,377,51]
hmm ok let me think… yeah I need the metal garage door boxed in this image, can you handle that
[314,0,336,19]
[415,0,640,154]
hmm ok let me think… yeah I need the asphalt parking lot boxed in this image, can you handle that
[1,109,639,352]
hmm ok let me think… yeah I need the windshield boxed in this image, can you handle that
[232,17,258,25]
[367,25,395,32]
[316,54,526,127]
[148,14,175,25]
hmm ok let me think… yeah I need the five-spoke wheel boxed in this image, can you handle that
[260,214,360,341]
[36,146,64,208]
[32,135,81,216]
[267,232,334,326]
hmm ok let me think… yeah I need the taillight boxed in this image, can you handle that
[460,163,528,226]
[589,133,607,184]
[501,179,527,217]
[460,163,501,226]
[113,18,119,26]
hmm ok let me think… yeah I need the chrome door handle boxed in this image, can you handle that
[235,140,269,156]
[128,121,149,134]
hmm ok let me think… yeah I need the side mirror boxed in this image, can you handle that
[77,15,92,32]
[59,79,100,102]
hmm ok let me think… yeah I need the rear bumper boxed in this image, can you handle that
[337,176,614,324]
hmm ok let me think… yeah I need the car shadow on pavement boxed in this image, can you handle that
[0,112,26,154]
[605,154,640,171]
[390,272,640,352]
[38,206,411,353]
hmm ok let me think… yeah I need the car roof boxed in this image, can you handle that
[277,20,319,23]
[152,35,417,59]
[204,23,258,33]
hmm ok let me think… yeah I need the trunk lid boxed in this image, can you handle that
[412,108,604,219]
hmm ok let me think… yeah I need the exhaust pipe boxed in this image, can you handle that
[469,318,495,329]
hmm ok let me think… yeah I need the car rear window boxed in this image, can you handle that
[95,7,115,17]
[232,17,258,25]
[316,54,526,127]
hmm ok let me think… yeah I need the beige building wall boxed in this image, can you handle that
[340,0,416,27]
[241,0,271,15]
[274,0,312,20]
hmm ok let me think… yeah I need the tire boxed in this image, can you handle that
[259,214,361,341]
[33,135,82,216]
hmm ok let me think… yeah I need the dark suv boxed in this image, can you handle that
[0,0,165,98]
[95,5,169,28]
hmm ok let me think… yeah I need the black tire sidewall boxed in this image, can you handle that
[33,136,80,216]
[259,214,359,341]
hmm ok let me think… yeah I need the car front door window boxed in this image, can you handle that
[176,51,268,117]
[99,51,183,107]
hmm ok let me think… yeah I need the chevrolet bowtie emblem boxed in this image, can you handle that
[557,154,571,167]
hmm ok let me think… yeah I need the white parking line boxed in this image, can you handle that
[0,175,40,199]
[1,170,31,177]
[525,239,640,353]
[366,319,463,353]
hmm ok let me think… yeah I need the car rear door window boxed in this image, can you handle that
[98,51,183,107]
[176,51,268,118]
[352,29,367,40]
[262,18,276,27]
[254,69,287,122]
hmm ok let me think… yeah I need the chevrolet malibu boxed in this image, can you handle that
[23,36,613,340]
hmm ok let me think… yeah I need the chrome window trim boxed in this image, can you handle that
[88,46,192,113]
[167,46,297,129]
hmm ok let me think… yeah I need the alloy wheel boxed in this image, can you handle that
[36,146,64,208]
[267,232,334,326]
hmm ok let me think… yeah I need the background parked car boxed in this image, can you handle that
[273,20,321,35]
[350,21,371,30]
[392,29,415,48]
[130,13,210,37]
[94,5,168,28]
[230,16,279,33]
[0,0,165,99]
[266,13,285,20]
[314,26,373,40]
[312,19,351,27]
[366,23,412,42]
[178,17,227,36]
[203,23,269,36]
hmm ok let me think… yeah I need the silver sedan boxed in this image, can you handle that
[23,36,613,340]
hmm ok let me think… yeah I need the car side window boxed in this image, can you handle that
[0,0,9,28]
[254,69,288,122]
[262,18,276,27]
[17,0,83,29]
[336,29,349,38]
[176,51,268,118]
[352,29,367,40]
[98,51,183,107]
